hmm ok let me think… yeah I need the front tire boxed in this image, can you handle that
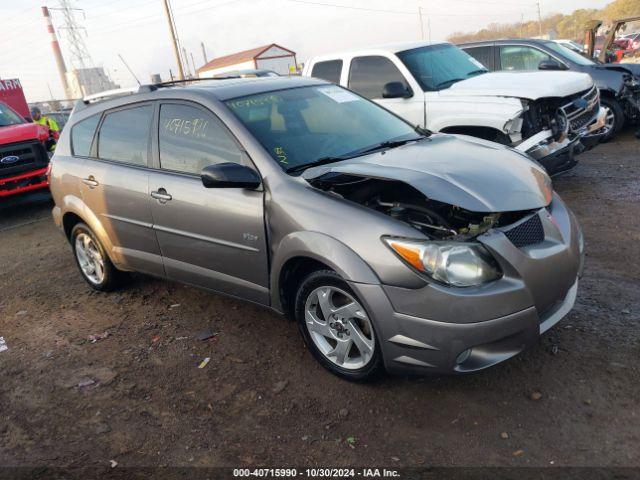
[294,270,383,381]
[70,223,125,291]
[599,97,625,142]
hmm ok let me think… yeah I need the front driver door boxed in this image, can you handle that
[148,101,269,304]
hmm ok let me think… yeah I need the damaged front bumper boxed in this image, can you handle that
[514,106,607,175]
[515,130,579,176]
[349,194,583,376]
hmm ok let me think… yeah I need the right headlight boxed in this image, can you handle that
[383,237,502,287]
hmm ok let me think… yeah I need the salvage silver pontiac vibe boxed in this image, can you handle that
[50,77,584,380]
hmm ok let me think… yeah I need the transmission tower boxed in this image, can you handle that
[54,0,93,69]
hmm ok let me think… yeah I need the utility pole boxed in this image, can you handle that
[537,1,543,37]
[201,41,208,64]
[162,0,185,80]
[418,6,424,40]
[182,47,191,77]
[428,17,431,42]
[190,52,198,78]
[520,13,524,37]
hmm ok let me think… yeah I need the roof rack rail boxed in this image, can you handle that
[72,85,156,113]
[72,78,232,113]
[82,85,154,104]
[146,77,234,90]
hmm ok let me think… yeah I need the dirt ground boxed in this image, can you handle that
[1,130,639,473]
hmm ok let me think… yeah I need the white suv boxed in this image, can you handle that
[304,41,606,175]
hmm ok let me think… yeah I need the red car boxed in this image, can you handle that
[0,101,51,198]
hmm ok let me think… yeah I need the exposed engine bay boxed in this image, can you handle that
[309,174,533,240]
[621,73,640,121]
[519,86,600,143]
[520,98,570,142]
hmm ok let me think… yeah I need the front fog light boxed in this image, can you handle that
[384,238,502,287]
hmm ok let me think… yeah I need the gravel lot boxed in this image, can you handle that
[1,130,639,471]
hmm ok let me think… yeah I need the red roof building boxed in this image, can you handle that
[197,43,297,77]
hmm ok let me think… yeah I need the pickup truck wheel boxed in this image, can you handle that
[71,223,125,291]
[295,270,382,381]
[599,98,625,142]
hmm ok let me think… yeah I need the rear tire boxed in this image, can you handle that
[294,270,383,381]
[70,223,126,291]
[599,97,625,142]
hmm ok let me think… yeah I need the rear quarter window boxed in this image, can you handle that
[311,60,343,83]
[71,114,101,157]
[463,46,494,70]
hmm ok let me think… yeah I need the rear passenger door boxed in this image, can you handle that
[147,102,269,304]
[78,103,164,277]
[347,55,425,127]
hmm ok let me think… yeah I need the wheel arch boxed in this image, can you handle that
[270,232,380,317]
[59,197,119,265]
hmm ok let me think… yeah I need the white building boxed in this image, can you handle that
[197,44,298,77]
[66,67,119,98]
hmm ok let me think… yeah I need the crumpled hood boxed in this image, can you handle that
[600,63,640,78]
[439,71,593,100]
[303,134,553,213]
[0,122,48,145]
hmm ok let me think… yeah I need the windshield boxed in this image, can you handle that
[544,41,595,66]
[397,43,488,91]
[225,85,421,173]
[0,103,25,127]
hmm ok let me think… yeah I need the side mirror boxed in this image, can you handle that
[538,60,566,71]
[201,162,261,189]
[382,82,413,99]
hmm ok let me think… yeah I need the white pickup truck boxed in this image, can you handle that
[303,41,606,175]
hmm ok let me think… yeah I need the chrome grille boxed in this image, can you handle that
[504,214,545,248]
[561,86,600,133]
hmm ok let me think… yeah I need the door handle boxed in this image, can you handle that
[82,176,99,188]
[151,188,172,203]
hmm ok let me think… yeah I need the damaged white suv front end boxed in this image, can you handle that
[434,71,606,175]
[304,42,605,176]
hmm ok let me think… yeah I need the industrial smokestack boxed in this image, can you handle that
[42,6,71,99]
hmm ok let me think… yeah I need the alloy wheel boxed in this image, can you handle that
[75,233,105,285]
[304,286,375,370]
[601,105,616,135]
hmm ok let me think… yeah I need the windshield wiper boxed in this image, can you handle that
[286,155,352,174]
[467,69,488,77]
[435,78,465,89]
[287,136,424,174]
[355,138,420,156]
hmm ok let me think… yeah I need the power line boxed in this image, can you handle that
[287,0,535,17]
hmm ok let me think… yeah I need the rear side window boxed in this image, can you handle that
[464,46,494,70]
[311,60,343,83]
[97,105,152,166]
[159,103,243,174]
[71,114,100,157]
[499,45,551,71]
[348,56,409,99]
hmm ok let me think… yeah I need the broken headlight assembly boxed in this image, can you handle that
[383,237,502,287]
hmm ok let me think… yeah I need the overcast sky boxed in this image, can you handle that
[1,0,611,101]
